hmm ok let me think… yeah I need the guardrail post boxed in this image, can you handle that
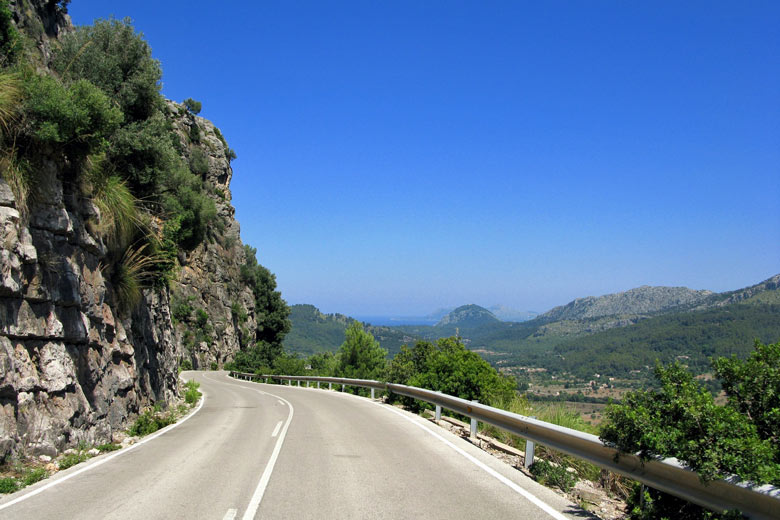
[329,382,332,391]
[317,381,320,389]
[371,388,376,399]
[470,400,478,439]
[341,384,345,392]
[265,377,269,384]
[435,404,441,422]
[297,380,300,387]
[524,416,536,469]
[306,381,310,388]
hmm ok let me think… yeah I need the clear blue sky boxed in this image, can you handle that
[69,1,779,316]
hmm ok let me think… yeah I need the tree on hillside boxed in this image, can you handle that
[335,322,387,381]
[241,245,291,348]
[601,340,780,519]
[387,337,515,409]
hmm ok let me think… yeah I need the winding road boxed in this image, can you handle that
[0,371,590,519]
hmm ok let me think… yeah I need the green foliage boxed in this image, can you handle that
[129,408,176,437]
[0,477,17,493]
[21,72,123,160]
[52,17,162,121]
[160,163,217,250]
[388,337,516,408]
[180,359,193,371]
[210,361,218,370]
[307,351,338,376]
[272,352,307,376]
[183,97,201,115]
[58,452,88,470]
[183,380,201,404]
[226,147,237,162]
[529,459,576,492]
[625,483,742,520]
[335,322,387,381]
[96,443,121,452]
[188,147,209,176]
[113,243,160,314]
[84,156,143,250]
[171,295,194,324]
[713,340,780,450]
[0,70,21,132]
[0,0,21,67]
[602,360,779,485]
[188,121,200,143]
[241,245,291,347]
[21,467,46,486]
[225,343,271,374]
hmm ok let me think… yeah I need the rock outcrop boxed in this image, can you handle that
[0,1,261,459]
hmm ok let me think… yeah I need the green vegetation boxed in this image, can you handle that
[58,452,88,470]
[0,477,17,493]
[335,322,387,381]
[183,97,201,115]
[601,341,780,518]
[387,336,515,409]
[21,467,46,486]
[0,0,21,67]
[529,459,576,492]
[96,443,121,452]
[183,380,201,404]
[240,245,291,347]
[128,406,177,437]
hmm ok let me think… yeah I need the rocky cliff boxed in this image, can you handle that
[0,1,263,459]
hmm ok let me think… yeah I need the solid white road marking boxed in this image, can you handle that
[277,400,285,406]
[209,374,295,520]
[271,421,283,438]
[223,508,237,520]
[0,376,207,513]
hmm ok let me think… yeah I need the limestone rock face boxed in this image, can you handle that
[0,2,259,460]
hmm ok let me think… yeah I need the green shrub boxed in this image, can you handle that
[0,477,17,494]
[210,362,218,371]
[52,17,162,121]
[113,243,160,314]
[180,359,193,371]
[21,467,47,486]
[189,148,209,176]
[22,73,123,159]
[85,158,143,250]
[0,71,21,133]
[189,122,200,143]
[0,0,21,66]
[529,459,576,492]
[129,408,176,437]
[96,443,121,452]
[171,295,193,323]
[183,380,201,404]
[58,452,88,470]
[241,245,291,346]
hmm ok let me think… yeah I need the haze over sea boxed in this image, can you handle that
[70,1,780,316]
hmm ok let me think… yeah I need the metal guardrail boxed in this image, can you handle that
[229,371,780,519]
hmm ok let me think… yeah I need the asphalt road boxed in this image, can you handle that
[0,371,590,519]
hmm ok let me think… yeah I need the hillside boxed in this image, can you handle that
[284,304,416,357]
[538,285,714,321]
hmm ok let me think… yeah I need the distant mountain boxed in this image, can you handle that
[538,286,714,322]
[488,305,538,322]
[436,304,500,327]
[707,274,780,307]
[284,304,417,357]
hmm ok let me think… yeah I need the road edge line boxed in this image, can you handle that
[0,375,207,512]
